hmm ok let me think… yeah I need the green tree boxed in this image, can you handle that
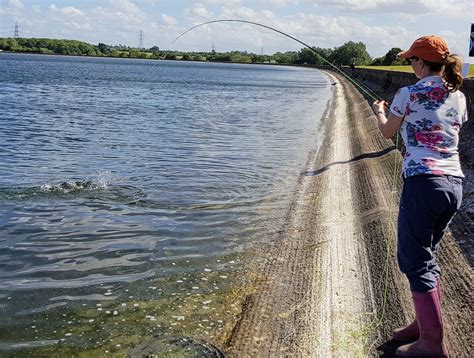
[0,37,382,68]
[298,47,318,64]
[331,41,372,65]
[0,38,21,51]
[164,52,178,60]
[273,51,298,64]
[98,42,110,54]
[296,47,332,65]
[381,47,403,65]
[38,47,53,54]
[129,49,141,58]
[229,51,252,63]
[182,53,194,61]
[371,57,384,65]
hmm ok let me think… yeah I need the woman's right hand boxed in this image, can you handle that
[372,100,386,115]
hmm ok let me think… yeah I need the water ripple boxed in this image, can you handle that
[2,270,156,290]
[0,54,331,353]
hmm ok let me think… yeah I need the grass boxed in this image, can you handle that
[357,64,474,77]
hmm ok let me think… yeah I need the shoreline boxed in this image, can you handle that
[224,70,473,356]
[0,50,279,66]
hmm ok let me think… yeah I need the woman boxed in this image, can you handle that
[372,35,468,357]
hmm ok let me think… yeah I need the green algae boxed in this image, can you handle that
[2,253,259,357]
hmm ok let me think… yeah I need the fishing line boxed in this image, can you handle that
[175,18,402,339]
[173,19,386,105]
[366,131,401,339]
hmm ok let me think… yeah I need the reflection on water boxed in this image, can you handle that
[0,53,330,355]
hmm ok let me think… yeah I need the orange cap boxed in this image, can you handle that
[398,35,449,63]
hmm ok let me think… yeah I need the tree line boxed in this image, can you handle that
[0,37,406,66]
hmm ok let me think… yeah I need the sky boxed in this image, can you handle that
[0,0,473,62]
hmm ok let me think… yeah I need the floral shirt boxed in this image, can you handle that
[390,76,468,178]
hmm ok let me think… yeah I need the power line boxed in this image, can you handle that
[14,22,19,39]
[139,30,144,49]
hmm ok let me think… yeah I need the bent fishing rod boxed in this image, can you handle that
[174,19,399,328]
[173,19,385,105]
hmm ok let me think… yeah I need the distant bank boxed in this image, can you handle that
[0,36,427,68]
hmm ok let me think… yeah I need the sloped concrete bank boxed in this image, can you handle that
[224,71,472,357]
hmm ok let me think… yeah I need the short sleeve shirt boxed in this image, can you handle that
[390,75,468,178]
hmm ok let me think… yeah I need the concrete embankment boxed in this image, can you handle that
[224,70,473,357]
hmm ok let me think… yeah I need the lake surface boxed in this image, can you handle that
[0,53,331,356]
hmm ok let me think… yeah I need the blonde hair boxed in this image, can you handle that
[423,54,463,92]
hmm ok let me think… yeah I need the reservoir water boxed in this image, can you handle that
[0,53,331,356]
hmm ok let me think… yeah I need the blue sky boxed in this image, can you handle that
[1,0,473,61]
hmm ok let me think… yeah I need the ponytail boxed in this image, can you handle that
[423,54,463,92]
[443,54,463,92]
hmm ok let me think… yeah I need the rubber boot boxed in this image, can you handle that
[392,320,418,341]
[396,289,448,357]
[392,278,441,341]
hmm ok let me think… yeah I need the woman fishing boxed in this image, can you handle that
[372,35,468,357]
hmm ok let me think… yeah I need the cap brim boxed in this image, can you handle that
[397,50,413,59]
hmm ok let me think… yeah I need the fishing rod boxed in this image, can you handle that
[173,19,385,104]
[174,19,399,332]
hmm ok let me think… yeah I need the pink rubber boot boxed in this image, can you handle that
[392,278,441,341]
[392,320,418,341]
[396,289,448,357]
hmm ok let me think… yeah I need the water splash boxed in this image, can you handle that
[40,180,94,193]
[1,171,114,200]
[95,170,112,189]
[41,171,113,193]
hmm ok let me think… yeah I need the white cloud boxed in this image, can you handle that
[0,0,470,59]
[109,0,142,15]
[393,13,418,24]
[311,0,378,11]
[69,21,92,31]
[199,0,243,5]
[192,5,214,18]
[8,0,24,9]
[310,0,471,18]
[176,9,422,57]
[220,6,258,19]
[61,7,83,17]
[261,10,276,19]
[161,14,177,26]
[260,0,298,6]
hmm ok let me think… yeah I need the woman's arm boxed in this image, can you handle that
[372,100,403,139]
